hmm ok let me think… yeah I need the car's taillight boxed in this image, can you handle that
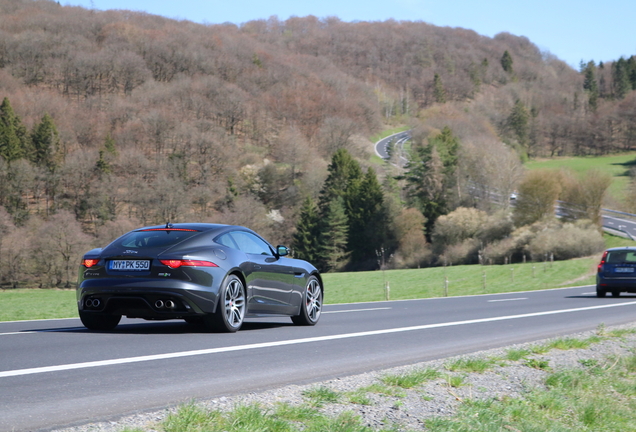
[159,259,218,269]
[82,259,99,268]
[598,250,609,272]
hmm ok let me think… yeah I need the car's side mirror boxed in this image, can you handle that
[276,245,289,257]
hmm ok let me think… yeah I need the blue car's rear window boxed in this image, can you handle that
[114,230,199,249]
[606,250,636,263]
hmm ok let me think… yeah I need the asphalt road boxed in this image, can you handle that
[2,286,636,431]
[602,213,636,239]
[374,131,410,166]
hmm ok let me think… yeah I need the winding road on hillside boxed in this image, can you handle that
[2,286,636,431]
[374,130,410,166]
[374,131,636,238]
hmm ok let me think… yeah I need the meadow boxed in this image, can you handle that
[525,153,636,204]
[0,257,599,322]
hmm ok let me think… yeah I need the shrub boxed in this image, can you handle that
[482,236,519,264]
[391,208,432,268]
[477,210,514,243]
[440,238,480,265]
[483,219,602,264]
[513,169,562,226]
[526,221,605,260]
[432,207,488,252]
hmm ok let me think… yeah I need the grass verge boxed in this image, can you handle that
[121,327,636,432]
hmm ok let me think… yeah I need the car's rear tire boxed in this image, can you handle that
[611,291,621,297]
[596,286,607,298]
[204,274,245,333]
[291,276,322,326]
[79,311,121,331]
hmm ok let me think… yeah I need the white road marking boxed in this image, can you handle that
[324,307,391,314]
[582,292,596,295]
[2,301,636,379]
[488,298,527,302]
[0,327,86,336]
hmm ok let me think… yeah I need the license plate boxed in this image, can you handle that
[615,267,634,273]
[109,260,150,271]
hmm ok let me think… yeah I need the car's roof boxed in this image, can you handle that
[135,223,248,233]
[605,246,636,251]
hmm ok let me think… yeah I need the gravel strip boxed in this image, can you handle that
[51,322,636,432]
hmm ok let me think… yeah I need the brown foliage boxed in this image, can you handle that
[513,169,562,227]
[559,169,612,226]
[391,208,431,268]
[0,2,633,284]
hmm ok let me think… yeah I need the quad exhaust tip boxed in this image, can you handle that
[85,298,101,308]
[155,299,176,309]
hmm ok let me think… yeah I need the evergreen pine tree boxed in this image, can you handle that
[30,113,61,171]
[582,61,599,111]
[613,57,631,99]
[627,56,636,90]
[582,61,598,91]
[95,150,111,174]
[402,127,462,238]
[292,196,320,263]
[347,167,388,265]
[0,97,27,162]
[103,133,118,156]
[428,126,459,175]
[433,73,446,103]
[501,50,513,73]
[507,100,530,147]
[318,148,363,211]
[318,196,349,272]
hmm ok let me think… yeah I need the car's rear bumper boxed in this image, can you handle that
[77,278,220,318]
[596,275,636,292]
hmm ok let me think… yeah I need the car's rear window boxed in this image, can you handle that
[114,230,199,249]
[606,250,636,263]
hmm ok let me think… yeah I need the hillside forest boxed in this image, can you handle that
[0,0,635,287]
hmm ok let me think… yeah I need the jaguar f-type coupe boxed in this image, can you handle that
[77,223,323,332]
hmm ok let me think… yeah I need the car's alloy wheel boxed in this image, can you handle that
[292,276,322,326]
[79,311,121,331]
[206,274,245,332]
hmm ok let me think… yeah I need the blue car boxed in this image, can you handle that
[596,247,636,297]
[77,223,323,332]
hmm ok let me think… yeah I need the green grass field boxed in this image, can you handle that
[0,258,599,322]
[323,257,597,304]
[0,289,78,322]
[525,153,636,203]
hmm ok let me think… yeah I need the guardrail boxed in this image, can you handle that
[601,208,636,219]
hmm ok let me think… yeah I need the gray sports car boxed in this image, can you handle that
[77,223,323,332]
